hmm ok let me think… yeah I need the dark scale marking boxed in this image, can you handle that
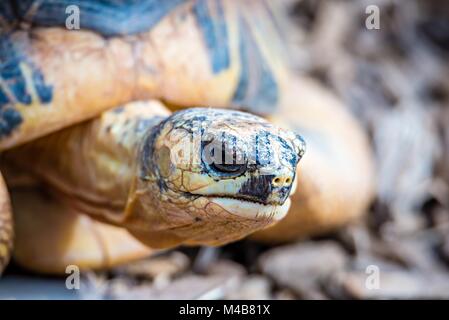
[0,35,54,105]
[31,70,52,103]
[1,36,31,104]
[10,76,31,105]
[275,134,298,167]
[14,0,187,37]
[258,130,297,168]
[140,115,171,191]
[171,111,210,137]
[228,134,238,164]
[250,131,272,167]
[238,174,275,204]
[193,0,230,74]
[295,134,307,158]
[277,184,293,204]
[0,34,53,138]
[0,108,22,136]
[232,16,279,114]
[176,115,207,131]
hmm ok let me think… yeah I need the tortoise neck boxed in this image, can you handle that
[5,102,171,225]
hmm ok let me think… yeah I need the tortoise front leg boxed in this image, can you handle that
[0,172,13,275]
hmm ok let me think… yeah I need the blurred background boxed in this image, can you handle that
[2,0,449,299]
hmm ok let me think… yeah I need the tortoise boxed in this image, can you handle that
[0,0,374,275]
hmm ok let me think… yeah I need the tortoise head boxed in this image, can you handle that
[127,108,305,248]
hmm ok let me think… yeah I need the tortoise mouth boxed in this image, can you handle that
[183,190,289,206]
[208,197,291,221]
[179,189,291,220]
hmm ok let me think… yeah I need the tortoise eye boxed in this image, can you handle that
[202,134,247,177]
[211,161,247,175]
[208,145,247,176]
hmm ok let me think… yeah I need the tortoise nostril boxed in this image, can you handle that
[273,177,282,187]
[272,176,293,187]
